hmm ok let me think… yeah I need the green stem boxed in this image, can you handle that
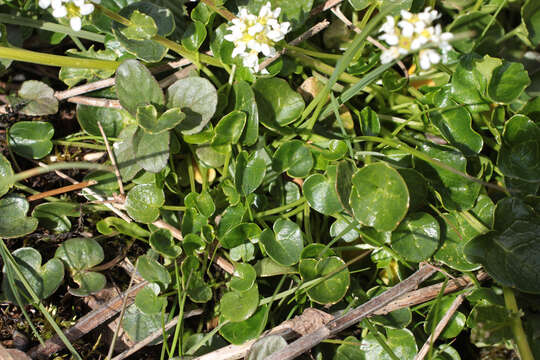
[284,45,341,60]
[200,0,235,21]
[162,205,187,211]
[0,13,104,42]
[255,198,306,217]
[53,140,106,150]
[503,287,535,360]
[0,46,119,70]
[289,50,359,84]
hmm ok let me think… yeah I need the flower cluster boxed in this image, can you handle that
[378,7,453,70]
[39,0,100,31]
[224,2,290,73]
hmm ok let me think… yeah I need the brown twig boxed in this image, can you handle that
[26,180,97,201]
[415,293,467,360]
[310,0,344,16]
[67,96,122,108]
[97,121,125,197]
[258,19,330,72]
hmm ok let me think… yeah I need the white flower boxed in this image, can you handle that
[378,7,454,70]
[40,0,100,31]
[224,2,290,73]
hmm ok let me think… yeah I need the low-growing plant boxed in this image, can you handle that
[0,0,539,359]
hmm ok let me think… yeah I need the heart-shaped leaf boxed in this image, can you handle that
[230,263,256,292]
[272,140,313,178]
[18,81,58,115]
[220,223,261,249]
[260,219,304,266]
[350,163,409,232]
[391,212,440,262]
[219,305,268,345]
[32,201,80,233]
[120,10,158,41]
[247,335,287,360]
[0,154,14,197]
[253,78,305,128]
[8,121,54,159]
[235,151,266,196]
[77,104,129,138]
[132,128,170,173]
[220,284,259,322]
[488,62,530,104]
[303,173,343,215]
[135,283,166,314]
[125,184,165,223]
[137,105,185,134]
[122,303,163,343]
[149,228,182,258]
[2,247,64,304]
[137,254,171,291]
[299,256,350,304]
[0,194,38,239]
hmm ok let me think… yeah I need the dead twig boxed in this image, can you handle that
[67,96,122,108]
[26,180,97,201]
[415,293,467,360]
[310,0,344,16]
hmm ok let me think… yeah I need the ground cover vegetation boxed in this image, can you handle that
[0,0,539,359]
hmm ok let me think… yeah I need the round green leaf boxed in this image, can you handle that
[260,219,304,266]
[115,59,164,117]
[230,263,256,292]
[350,328,417,360]
[120,10,157,40]
[425,296,466,339]
[497,115,540,182]
[113,125,143,182]
[235,151,266,196]
[181,20,207,51]
[0,154,14,197]
[300,243,336,259]
[220,223,261,249]
[132,121,170,174]
[212,110,247,147]
[70,271,107,297]
[18,80,58,115]
[32,201,80,233]
[185,191,215,218]
[77,104,128,137]
[149,228,182,258]
[112,2,174,62]
[122,303,163,343]
[186,271,212,303]
[350,163,409,232]
[135,283,166,314]
[488,62,530,104]
[8,121,54,159]
[299,256,350,304]
[247,335,287,360]
[125,184,165,223]
[220,284,259,322]
[0,194,38,238]
[183,233,206,255]
[136,255,171,291]
[391,212,440,262]
[55,237,104,271]
[2,247,64,303]
[219,305,268,345]
[252,78,305,127]
[303,173,343,215]
[523,0,540,46]
[167,77,218,135]
[272,140,313,178]
[137,105,185,134]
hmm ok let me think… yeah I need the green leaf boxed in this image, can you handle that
[135,283,166,314]
[430,87,483,155]
[220,284,259,322]
[96,217,150,239]
[167,77,218,135]
[0,194,38,239]
[230,263,257,292]
[497,115,540,182]
[414,142,481,211]
[272,140,313,178]
[186,271,213,303]
[137,254,171,291]
[299,256,350,304]
[303,173,343,215]
[434,194,494,271]
[260,219,304,266]
[181,20,207,51]
[212,111,246,147]
[350,163,409,232]
[0,154,14,197]
[522,0,540,46]
[425,295,466,339]
[220,223,261,249]
[494,197,534,232]
[234,81,259,146]
[77,104,129,138]
[247,335,287,360]
[397,168,429,212]
[335,159,356,214]
[391,212,440,262]
[487,62,530,104]
[183,233,206,256]
[133,128,170,173]
[367,286,412,329]
[235,151,266,196]
[120,10,158,41]
[122,304,163,343]
[59,46,117,87]
[70,271,107,297]
[113,125,143,182]
[115,59,164,117]
[253,258,296,277]
[136,105,184,134]
[8,121,54,159]
[125,184,165,223]
[448,12,503,53]
[466,303,512,346]
[464,219,540,293]
[252,78,305,127]
[348,329,417,360]
[185,191,215,218]
[450,54,491,113]
[149,228,182,258]
[219,305,268,345]
[32,201,80,233]
[359,106,380,136]
[18,80,58,115]
[112,2,174,62]
[2,247,64,304]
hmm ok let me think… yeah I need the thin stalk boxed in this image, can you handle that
[255,198,306,217]
[503,287,535,360]
[0,46,120,70]
[284,44,341,60]
[362,319,400,360]
[200,0,235,21]
[53,140,106,150]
